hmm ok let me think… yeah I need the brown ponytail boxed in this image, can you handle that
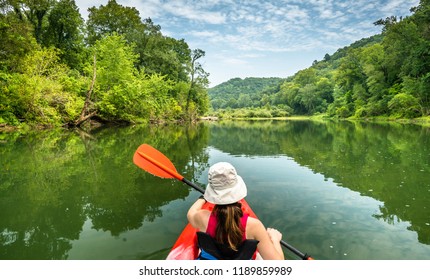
[213,203,244,251]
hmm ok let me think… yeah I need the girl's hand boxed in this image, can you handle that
[267,228,282,243]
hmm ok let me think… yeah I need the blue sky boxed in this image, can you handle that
[76,0,419,87]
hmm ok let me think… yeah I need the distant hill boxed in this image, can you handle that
[208,77,285,109]
[207,34,384,111]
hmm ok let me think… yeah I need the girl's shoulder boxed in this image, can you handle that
[195,209,211,231]
[246,216,264,227]
[245,217,265,239]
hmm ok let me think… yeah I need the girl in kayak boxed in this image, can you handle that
[187,162,285,260]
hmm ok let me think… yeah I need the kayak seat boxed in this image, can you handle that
[196,231,259,260]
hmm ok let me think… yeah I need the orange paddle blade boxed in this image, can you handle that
[133,144,184,180]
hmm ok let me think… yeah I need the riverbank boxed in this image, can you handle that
[211,114,430,126]
[345,115,430,126]
[3,115,430,132]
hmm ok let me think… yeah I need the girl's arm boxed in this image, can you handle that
[248,218,285,260]
[187,197,208,231]
[266,228,284,259]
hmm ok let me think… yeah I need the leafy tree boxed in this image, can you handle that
[316,77,334,103]
[86,0,191,83]
[278,81,303,114]
[86,0,142,45]
[91,34,139,121]
[381,19,421,85]
[388,93,421,118]
[358,43,390,115]
[335,48,366,94]
[2,47,84,126]
[0,5,37,71]
[211,98,225,110]
[10,0,55,44]
[402,75,430,115]
[298,84,322,114]
[237,93,252,108]
[378,0,430,116]
[135,72,176,121]
[43,0,85,69]
[186,49,209,115]
[294,68,318,86]
[138,33,190,82]
[85,0,206,118]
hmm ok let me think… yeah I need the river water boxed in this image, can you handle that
[1,120,430,260]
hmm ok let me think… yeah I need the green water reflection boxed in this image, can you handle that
[1,120,430,260]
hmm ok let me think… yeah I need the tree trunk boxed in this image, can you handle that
[75,53,97,127]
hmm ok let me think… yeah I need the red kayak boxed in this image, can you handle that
[166,198,258,260]
[133,144,312,260]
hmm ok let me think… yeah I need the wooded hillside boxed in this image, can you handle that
[209,0,430,119]
[208,77,284,109]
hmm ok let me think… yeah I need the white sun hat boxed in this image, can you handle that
[204,162,247,205]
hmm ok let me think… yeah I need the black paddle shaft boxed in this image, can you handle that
[182,178,205,193]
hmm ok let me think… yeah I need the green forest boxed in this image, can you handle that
[209,0,430,120]
[1,0,209,128]
[1,0,430,129]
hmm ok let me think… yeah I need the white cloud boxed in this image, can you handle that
[75,0,420,85]
[162,1,226,24]
[223,57,249,65]
[188,30,220,38]
[381,0,419,14]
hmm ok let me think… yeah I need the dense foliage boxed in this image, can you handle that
[0,0,209,127]
[209,0,430,119]
[2,0,429,127]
